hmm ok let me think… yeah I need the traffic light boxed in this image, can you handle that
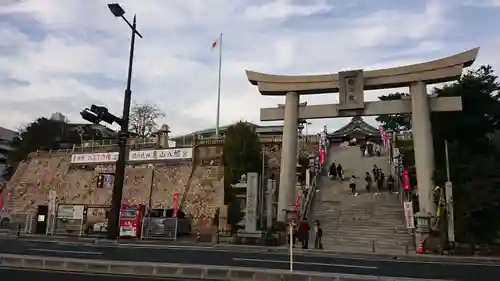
[97,174,105,189]
[80,109,100,124]
[80,104,121,126]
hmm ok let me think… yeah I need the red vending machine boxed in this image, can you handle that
[119,204,145,238]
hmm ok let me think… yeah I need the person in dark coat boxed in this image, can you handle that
[298,218,310,249]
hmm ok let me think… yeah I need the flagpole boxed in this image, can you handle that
[215,32,223,137]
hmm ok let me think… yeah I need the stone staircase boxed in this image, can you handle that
[310,144,414,254]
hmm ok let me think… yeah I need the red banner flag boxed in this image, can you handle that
[172,192,180,218]
[402,168,410,192]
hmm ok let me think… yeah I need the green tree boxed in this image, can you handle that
[377,65,500,243]
[7,118,67,168]
[222,121,262,230]
[431,65,500,243]
[375,92,411,132]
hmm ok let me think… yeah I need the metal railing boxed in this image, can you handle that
[0,213,34,236]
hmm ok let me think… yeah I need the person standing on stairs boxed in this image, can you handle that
[336,164,344,182]
[377,170,385,191]
[365,172,372,193]
[329,162,337,180]
[298,218,310,249]
[372,165,378,180]
[360,142,366,157]
[349,174,358,195]
[387,174,395,193]
[313,220,323,249]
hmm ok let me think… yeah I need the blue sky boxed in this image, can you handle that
[0,0,499,136]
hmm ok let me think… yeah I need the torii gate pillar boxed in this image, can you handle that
[246,48,479,224]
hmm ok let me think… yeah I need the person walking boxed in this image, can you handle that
[299,218,310,249]
[365,172,372,193]
[336,164,344,182]
[349,174,357,195]
[313,220,323,249]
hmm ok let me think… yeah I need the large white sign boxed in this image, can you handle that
[71,148,193,164]
[71,152,119,164]
[403,201,415,229]
[128,148,192,162]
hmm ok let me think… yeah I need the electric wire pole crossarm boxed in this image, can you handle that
[80,3,143,240]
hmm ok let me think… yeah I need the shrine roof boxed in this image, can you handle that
[330,116,379,137]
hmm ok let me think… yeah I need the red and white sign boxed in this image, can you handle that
[401,168,410,192]
[319,147,325,165]
[172,192,180,218]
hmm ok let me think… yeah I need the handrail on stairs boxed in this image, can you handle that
[300,142,328,220]
[300,172,318,220]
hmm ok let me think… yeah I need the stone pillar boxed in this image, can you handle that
[410,81,436,216]
[277,91,299,222]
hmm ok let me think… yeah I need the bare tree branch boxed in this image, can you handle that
[129,101,166,138]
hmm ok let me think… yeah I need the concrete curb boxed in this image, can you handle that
[0,254,445,281]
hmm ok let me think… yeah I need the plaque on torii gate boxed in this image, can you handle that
[246,48,479,226]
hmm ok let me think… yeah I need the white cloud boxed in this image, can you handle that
[0,0,498,136]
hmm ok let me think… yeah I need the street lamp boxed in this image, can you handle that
[106,3,142,240]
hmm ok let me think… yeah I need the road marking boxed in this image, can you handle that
[28,248,103,255]
[232,257,378,269]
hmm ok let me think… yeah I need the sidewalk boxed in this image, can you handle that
[213,244,500,265]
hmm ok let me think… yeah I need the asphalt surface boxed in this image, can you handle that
[0,238,499,281]
[0,268,207,281]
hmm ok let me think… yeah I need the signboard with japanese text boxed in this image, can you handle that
[71,148,193,164]
[128,148,192,162]
[403,201,415,229]
[71,152,119,164]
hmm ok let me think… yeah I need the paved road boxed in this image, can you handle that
[0,268,207,281]
[0,238,498,280]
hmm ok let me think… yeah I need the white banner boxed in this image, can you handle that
[403,201,415,229]
[71,148,193,164]
[71,152,118,164]
[128,148,192,161]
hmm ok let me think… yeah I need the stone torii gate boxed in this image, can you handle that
[246,48,479,223]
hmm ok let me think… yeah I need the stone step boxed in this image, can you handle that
[316,206,401,211]
[323,229,410,238]
[322,225,409,235]
[323,236,412,246]
[319,219,405,227]
[322,232,412,242]
[316,244,411,255]
[315,214,405,221]
[317,206,403,213]
[322,237,413,248]
[316,216,404,222]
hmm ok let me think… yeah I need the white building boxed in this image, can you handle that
[0,126,17,183]
[50,112,68,122]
